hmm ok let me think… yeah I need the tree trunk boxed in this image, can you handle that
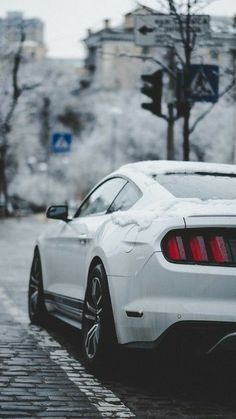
[167,104,175,160]
[0,144,8,216]
[182,0,192,162]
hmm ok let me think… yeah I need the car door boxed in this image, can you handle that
[49,177,128,304]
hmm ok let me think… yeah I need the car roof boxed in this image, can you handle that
[118,160,236,177]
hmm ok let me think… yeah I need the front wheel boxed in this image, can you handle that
[28,249,47,325]
[82,263,117,371]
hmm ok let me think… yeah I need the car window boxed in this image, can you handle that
[76,177,127,217]
[107,181,141,213]
[155,173,236,200]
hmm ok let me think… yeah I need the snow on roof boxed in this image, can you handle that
[112,161,236,230]
[112,198,236,231]
[120,160,236,177]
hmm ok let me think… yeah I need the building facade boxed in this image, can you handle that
[80,7,236,92]
[0,11,46,59]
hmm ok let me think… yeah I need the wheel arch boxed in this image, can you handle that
[32,244,46,290]
[85,256,118,341]
[28,244,47,324]
[87,256,104,280]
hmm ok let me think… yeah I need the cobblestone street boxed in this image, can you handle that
[1,216,236,418]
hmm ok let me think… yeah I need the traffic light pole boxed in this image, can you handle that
[167,47,175,160]
[183,103,190,161]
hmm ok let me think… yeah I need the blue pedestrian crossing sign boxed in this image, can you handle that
[190,65,219,103]
[51,132,72,153]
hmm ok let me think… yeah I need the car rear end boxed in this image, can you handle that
[119,169,236,354]
[121,215,236,355]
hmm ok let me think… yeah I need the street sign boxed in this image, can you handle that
[190,65,219,102]
[135,14,210,46]
[51,132,72,153]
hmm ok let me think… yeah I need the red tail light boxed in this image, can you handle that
[209,236,230,263]
[167,236,186,261]
[163,229,233,265]
[189,236,208,262]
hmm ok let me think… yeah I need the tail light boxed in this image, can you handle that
[167,236,186,261]
[209,236,230,263]
[163,229,232,265]
[189,236,208,262]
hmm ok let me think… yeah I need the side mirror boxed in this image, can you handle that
[46,205,68,222]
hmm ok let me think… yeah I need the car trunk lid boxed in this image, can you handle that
[184,215,236,229]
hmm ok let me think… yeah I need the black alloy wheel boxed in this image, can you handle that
[82,263,117,371]
[28,249,47,324]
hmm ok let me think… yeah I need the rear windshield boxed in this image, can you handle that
[155,173,236,200]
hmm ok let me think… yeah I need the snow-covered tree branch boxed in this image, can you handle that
[0,25,40,215]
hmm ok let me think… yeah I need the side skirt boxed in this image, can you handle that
[44,291,84,328]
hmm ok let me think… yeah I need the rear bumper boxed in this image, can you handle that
[124,321,236,354]
[108,251,236,346]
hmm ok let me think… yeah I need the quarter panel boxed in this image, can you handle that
[98,217,186,277]
[110,250,236,345]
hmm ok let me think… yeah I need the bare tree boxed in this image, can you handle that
[134,0,236,160]
[156,0,235,159]
[0,26,39,216]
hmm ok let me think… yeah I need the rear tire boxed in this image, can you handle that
[28,249,47,325]
[82,263,117,371]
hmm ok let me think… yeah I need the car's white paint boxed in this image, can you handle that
[36,161,236,347]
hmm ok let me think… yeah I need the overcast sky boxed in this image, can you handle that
[0,0,235,59]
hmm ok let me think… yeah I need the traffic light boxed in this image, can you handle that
[141,70,163,116]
